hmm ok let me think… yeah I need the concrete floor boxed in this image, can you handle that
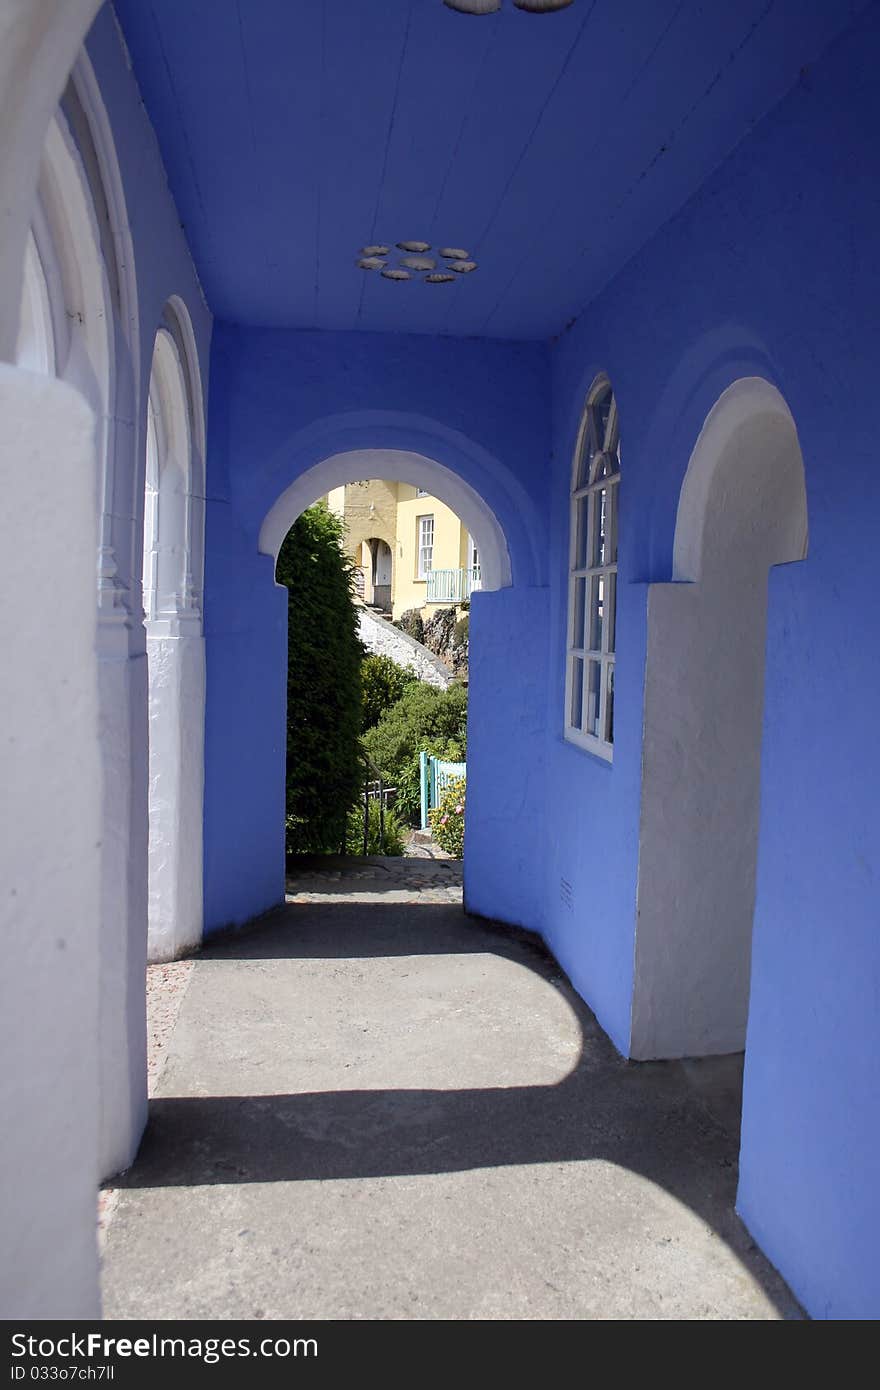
[101,862,801,1320]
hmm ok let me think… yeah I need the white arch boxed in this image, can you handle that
[673,377,807,582]
[632,376,808,1059]
[14,231,55,374]
[15,83,141,627]
[259,448,512,591]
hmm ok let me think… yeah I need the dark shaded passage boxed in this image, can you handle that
[104,880,801,1320]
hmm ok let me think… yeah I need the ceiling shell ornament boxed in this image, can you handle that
[357,241,477,284]
[444,0,573,13]
[444,0,502,11]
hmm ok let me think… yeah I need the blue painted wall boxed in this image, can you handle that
[540,4,880,1317]
[201,4,879,1318]
[203,327,551,933]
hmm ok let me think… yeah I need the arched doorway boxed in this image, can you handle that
[631,378,808,1060]
[362,536,393,610]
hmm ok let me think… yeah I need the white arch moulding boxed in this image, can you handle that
[0,0,103,359]
[259,448,513,591]
[631,377,808,1060]
[143,305,206,965]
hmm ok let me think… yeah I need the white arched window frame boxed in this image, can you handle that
[565,376,620,759]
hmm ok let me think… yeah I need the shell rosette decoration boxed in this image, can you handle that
[357,240,478,284]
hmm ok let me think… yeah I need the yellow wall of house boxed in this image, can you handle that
[331,479,398,560]
[392,484,469,620]
[321,481,471,618]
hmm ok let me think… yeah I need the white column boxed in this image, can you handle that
[146,618,206,962]
[0,365,102,1317]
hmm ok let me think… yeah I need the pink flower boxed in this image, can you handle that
[455,804,463,814]
[440,815,448,825]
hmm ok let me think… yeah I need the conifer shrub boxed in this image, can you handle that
[276,503,365,856]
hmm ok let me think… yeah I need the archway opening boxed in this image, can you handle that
[263,452,512,872]
[632,378,808,1061]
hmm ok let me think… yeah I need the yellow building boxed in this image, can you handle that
[326,480,480,620]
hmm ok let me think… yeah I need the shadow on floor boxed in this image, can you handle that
[120,899,801,1318]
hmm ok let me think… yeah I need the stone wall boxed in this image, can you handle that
[357,608,452,689]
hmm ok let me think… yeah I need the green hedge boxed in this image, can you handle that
[276,503,364,856]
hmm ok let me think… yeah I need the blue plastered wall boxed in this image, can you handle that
[543,5,880,1317]
[203,327,551,933]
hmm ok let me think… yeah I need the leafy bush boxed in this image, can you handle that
[430,776,466,858]
[276,503,364,856]
[453,615,469,649]
[361,653,418,731]
[362,682,468,826]
[345,797,406,856]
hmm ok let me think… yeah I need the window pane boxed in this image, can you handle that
[577,437,592,489]
[418,515,434,578]
[575,494,589,568]
[590,489,608,567]
[594,393,612,452]
[604,662,615,744]
[570,656,584,730]
[606,572,616,653]
[607,481,618,563]
[586,660,601,738]
[588,574,603,652]
[572,576,587,649]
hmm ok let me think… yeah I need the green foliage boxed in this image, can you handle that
[361,653,418,731]
[344,798,406,857]
[362,682,468,826]
[453,615,469,649]
[429,776,466,858]
[276,503,365,855]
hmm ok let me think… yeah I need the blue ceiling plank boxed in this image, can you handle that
[354,2,499,337]
[314,2,417,331]
[112,0,866,339]
[506,0,864,339]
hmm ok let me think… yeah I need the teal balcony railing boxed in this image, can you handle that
[425,565,481,604]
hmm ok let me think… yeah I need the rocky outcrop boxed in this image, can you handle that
[422,606,469,681]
